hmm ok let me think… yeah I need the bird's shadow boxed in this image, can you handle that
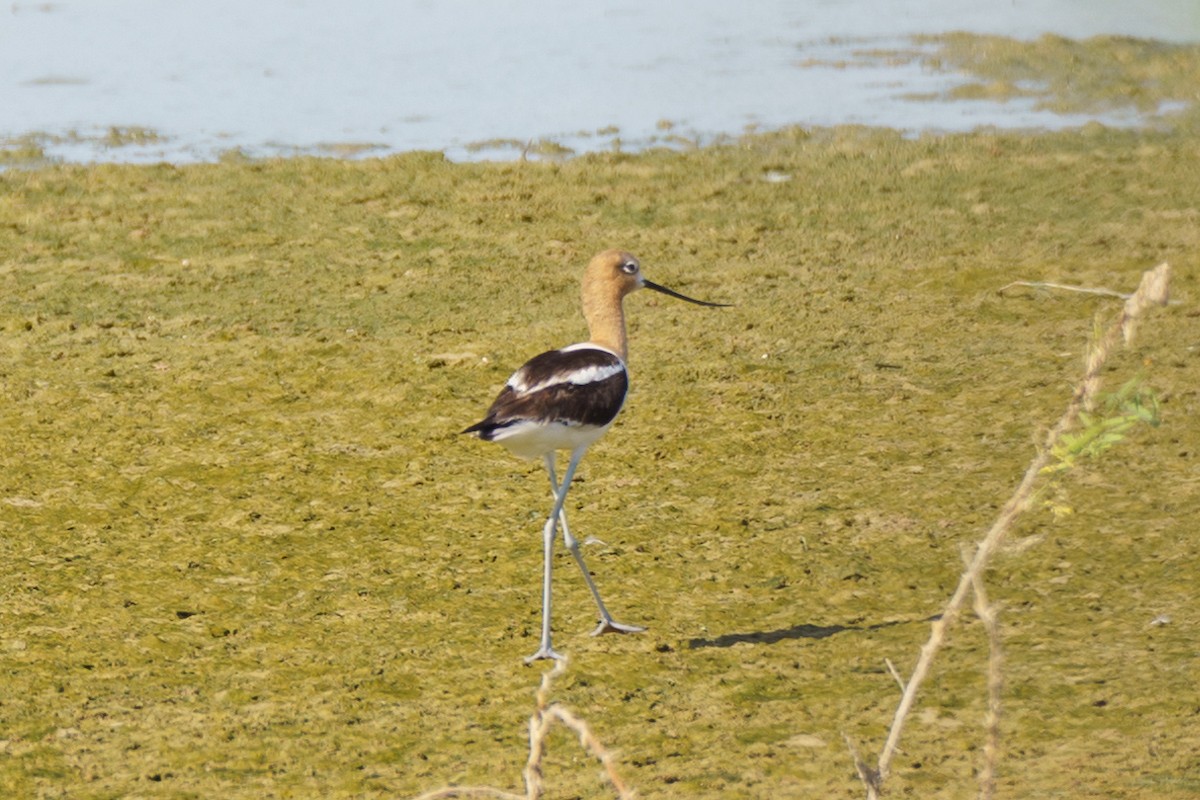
[686,616,934,649]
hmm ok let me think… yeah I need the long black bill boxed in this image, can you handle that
[643,279,731,307]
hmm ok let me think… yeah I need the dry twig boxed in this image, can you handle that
[415,657,635,800]
[524,658,635,798]
[843,733,882,797]
[884,658,907,693]
[414,788,524,800]
[997,280,1129,299]
[857,263,1170,798]
[971,564,1002,800]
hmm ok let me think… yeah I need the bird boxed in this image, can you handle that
[463,248,729,662]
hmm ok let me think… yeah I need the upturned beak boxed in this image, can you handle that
[643,279,731,307]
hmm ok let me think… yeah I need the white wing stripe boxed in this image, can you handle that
[508,362,624,395]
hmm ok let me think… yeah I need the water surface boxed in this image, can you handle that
[2,0,1198,163]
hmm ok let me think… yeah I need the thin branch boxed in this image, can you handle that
[870,263,1170,792]
[884,658,907,693]
[547,704,636,798]
[997,280,1129,300]
[413,789,524,800]
[415,656,634,800]
[971,568,1002,800]
[526,658,634,799]
[844,733,882,800]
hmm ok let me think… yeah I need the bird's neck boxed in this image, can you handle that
[583,296,629,362]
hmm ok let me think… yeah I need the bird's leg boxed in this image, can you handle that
[524,511,563,663]
[526,453,566,663]
[547,449,647,639]
[544,455,582,548]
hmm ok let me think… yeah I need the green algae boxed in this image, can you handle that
[906,33,1200,127]
[0,135,57,169]
[1,127,172,169]
[811,33,1200,131]
[2,42,1200,800]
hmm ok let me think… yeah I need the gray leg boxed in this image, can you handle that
[545,450,646,639]
[525,449,594,663]
[523,506,563,663]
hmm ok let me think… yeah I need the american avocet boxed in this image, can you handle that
[464,249,728,662]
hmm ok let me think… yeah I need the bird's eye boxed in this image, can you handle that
[621,261,639,274]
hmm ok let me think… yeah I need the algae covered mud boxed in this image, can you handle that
[2,36,1200,800]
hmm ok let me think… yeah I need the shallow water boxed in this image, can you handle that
[2,0,1199,162]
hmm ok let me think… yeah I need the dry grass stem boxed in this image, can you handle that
[884,658,907,693]
[997,280,1130,299]
[415,658,634,800]
[971,567,1003,800]
[529,659,635,799]
[869,263,1171,795]
[1121,263,1171,344]
[843,733,882,799]
[413,788,524,800]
